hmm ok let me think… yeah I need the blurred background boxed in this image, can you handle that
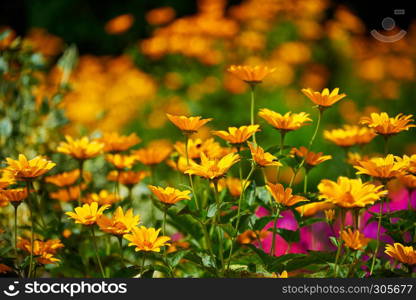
[1,0,415,189]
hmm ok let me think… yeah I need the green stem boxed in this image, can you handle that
[269,205,281,256]
[140,252,147,277]
[303,170,309,194]
[163,205,167,236]
[185,134,200,210]
[370,198,384,275]
[13,204,18,257]
[78,159,85,206]
[250,85,256,143]
[91,226,106,278]
[212,180,225,276]
[334,209,346,277]
[277,131,286,181]
[26,181,34,278]
[117,236,124,266]
[383,136,390,155]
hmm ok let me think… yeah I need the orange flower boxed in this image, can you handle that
[237,229,268,244]
[106,154,137,169]
[212,125,260,145]
[360,113,415,136]
[174,138,204,160]
[17,238,64,264]
[258,109,311,132]
[134,145,172,166]
[123,226,170,252]
[0,263,12,274]
[166,156,191,174]
[146,7,176,25]
[148,185,191,205]
[385,243,416,265]
[341,228,370,250]
[105,14,134,35]
[0,188,27,204]
[301,87,346,108]
[354,154,407,180]
[218,177,250,198]
[324,209,335,222]
[185,152,240,180]
[45,169,80,187]
[318,177,386,208]
[4,154,56,181]
[97,207,140,236]
[398,154,416,175]
[50,185,83,202]
[227,65,276,84]
[248,142,281,167]
[399,174,416,189]
[57,136,104,160]
[166,114,212,134]
[266,182,308,207]
[66,202,110,226]
[83,190,121,206]
[98,132,141,153]
[107,170,149,187]
[295,201,335,217]
[324,125,376,147]
[290,147,332,168]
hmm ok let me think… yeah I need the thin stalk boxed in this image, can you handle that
[117,236,124,266]
[370,197,384,275]
[162,205,167,236]
[334,209,346,277]
[91,226,106,278]
[277,131,286,181]
[383,136,390,155]
[13,204,19,257]
[269,205,281,256]
[303,170,309,193]
[185,134,200,210]
[140,252,147,277]
[212,180,225,275]
[26,181,34,278]
[77,159,85,206]
[250,85,256,143]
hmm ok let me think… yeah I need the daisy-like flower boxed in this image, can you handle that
[212,125,260,145]
[174,138,203,160]
[354,154,407,180]
[266,182,308,207]
[185,152,240,180]
[290,147,332,169]
[134,145,172,166]
[324,125,376,147]
[148,185,191,205]
[97,207,140,236]
[65,202,110,226]
[123,226,171,252]
[50,185,83,202]
[0,188,27,205]
[324,209,335,222]
[248,142,281,167]
[301,87,346,109]
[166,156,192,174]
[360,113,415,136]
[57,136,104,160]
[45,169,80,187]
[296,201,335,217]
[166,114,212,135]
[385,243,416,265]
[18,238,64,264]
[217,177,251,198]
[258,109,311,133]
[0,172,15,188]
[98,132,141,153]
[227,65,276,85]
[341,228,370,250]
[237,229,268,244]
[398,154,416,175]
[106,154,137,170]
[318,176,387,208]
[83,190,121,206]
[271,271,288,278]
[0,263,12,274]
[107,170,149,187]
[399,174,416,189]
[4,154,56,181]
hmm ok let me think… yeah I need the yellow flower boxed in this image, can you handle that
[18,238,64,264]
[65,202,110,225]
[354,154,407,180]
[385,243,416,265]
[167,156,192,174]
[0,188,27,204]
[341,228,370,250]
[123,226,171,252]
[4,154,55,181]
[50,185,83,202]
[360,113,415,136]
[148,185,191,205]
[248,142,281,167]
[301,87,346,108]
[399,174,416,189]
[57,136,104,160]
[237,229,268,244]
[218,177,250,198]
[227,65,276,84]
[185,152,240,180]
[97,207,140,236]
[166,114,212,134]
[134,145,172,166]
[99,132,141,153]
[324,125,376,147]
[290,146,332,168]
[0,263,12,274]
[398,154,416,175]
[296,201,335,217]
[83,190,121,206]
[106,154,137,169]
[266,182,308,207]
[212,125,260,145]
[0,172,15,188]
[174,138,204,160]
[45,169,80,187]
[324,209,335,222]
[258,109,311,132]
[107,170,149,187]
[318,176,387,208]
[271,271,288,278]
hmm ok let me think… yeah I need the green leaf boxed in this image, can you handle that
[253,216,274,230]
[167,250,190,268]
[207,203,218,218]
[199,253,217,269]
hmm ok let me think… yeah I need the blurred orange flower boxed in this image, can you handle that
[360,113,415,136]
[166,114,212,135]
[106,154,137,170]
[227,65,276,85]
[248,142,281,167]
[301,87,346,108]
[148,185,191,205]
[134,145,172,166]
[107,170,149,187]
[146,7,176,25]
[324,125,376,147]
[266,182,308,207]
[57,136,104,160]
[5,154,56,181]
[45,169,80,188]
[258,109,311,132]
[212,125,260,145]
[341,228,370,250]
[290,147,332,168]
[99,132,141,153]
[105,14,134,35]
[354,155,407,180]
